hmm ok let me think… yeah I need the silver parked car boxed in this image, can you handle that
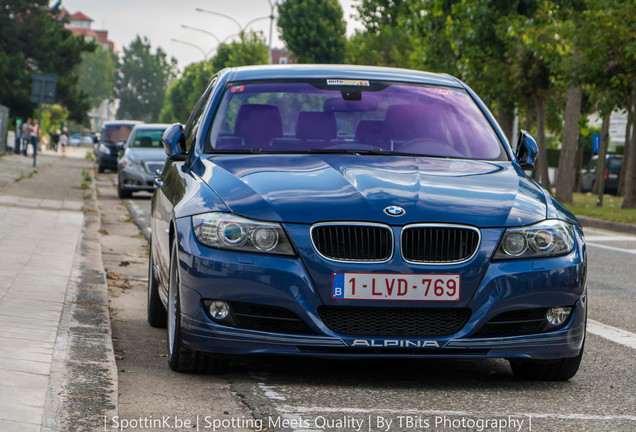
[117,124,170,199]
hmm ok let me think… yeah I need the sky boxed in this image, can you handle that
[56,0,362,70]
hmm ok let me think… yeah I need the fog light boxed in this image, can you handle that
[208,301,230,320]
[546,306,572,326]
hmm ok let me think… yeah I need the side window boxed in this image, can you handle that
[184,75,219,152]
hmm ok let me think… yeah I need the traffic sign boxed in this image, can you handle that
[30,73,57,105]
[592,133,600,154]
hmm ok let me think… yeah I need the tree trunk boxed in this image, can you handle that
[574,131,585,193]
[535,95,552,194]
[622,90,636,208]
[555,85,582,204]
[497,108,515,143]
[593,115,610,205]
[525,96,534,132]
[617,109,632,197]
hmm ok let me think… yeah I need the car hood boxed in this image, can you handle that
[196,155,548,227]
[124,148,167,162]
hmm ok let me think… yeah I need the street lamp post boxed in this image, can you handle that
[181,24,222,46]
[171,38,216,61]
[196,3,278,61]
[265,0,277,57]
[195,8,243,33]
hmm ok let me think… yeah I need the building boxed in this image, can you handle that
[63,11,114,51]
[62,10,117,131]
[270,48,294,65]
[588,110,630,152]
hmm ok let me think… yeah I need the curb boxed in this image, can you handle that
[42,165,118,430]
[577,216,636,235]
[126,199,152,242]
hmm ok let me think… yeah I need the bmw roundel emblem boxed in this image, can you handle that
[384,205,405,217]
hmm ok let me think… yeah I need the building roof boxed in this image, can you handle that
[69,11,93,22]
[68,28,98,38]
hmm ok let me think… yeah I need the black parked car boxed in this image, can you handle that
[580,155,623,195]
[95,120,142,173]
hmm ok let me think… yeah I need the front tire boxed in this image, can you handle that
[510,343,584,381]
[117,177,133,199]
[166,240,227,373]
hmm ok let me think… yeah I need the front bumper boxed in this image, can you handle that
[97,152,118,170]
[119,165,155,192]
[173,219,587,361]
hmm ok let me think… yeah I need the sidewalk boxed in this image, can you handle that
[0,147,117,431]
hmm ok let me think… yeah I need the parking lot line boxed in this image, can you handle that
[587,319,636,350]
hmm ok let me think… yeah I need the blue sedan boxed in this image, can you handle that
[148,65,586,380]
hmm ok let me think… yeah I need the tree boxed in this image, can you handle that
[277,0,346,63]
[348,0,427,69]
[442,0,541,141]
[577,0,636,207]
[77,45,118,109]
[211,31,269,72]
[114,36,177,122]
[0,0,94,122]
[38,103,68,140]
[160,31,268,124]
[161,61,216,124]
[554,1,588,204]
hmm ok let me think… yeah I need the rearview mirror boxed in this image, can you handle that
[515,130,539,169]
[161,123,187,160]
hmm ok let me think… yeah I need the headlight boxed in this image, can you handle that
[120,153,139,168]
[192,212,294,255]
[493,220,575,260]
[98,143,111,155]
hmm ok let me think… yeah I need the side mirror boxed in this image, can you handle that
[515,130,539,169]
[161,123,187,160]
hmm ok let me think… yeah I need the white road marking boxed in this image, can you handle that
[585,236,636,242]
[278,405,636,422]
[588,319,636,350]
[258,383,287,401]
[586,243,636,255]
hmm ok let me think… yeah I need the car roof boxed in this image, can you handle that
[102,120,143,127]
[223,64,463,88]
[131,123,171,130]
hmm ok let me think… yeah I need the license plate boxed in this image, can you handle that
[332,273,460,301]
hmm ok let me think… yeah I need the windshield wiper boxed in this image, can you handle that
[308,148,427,156]
[308,147,393,155]
[210,147,263,154]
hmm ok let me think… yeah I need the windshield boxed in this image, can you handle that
[205,81,505,160]
[101,124,135,143]
[129,129,165,148]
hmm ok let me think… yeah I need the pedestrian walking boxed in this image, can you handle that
[52,130,61,152]
[30,120,39,152]
[59,129,68,154]
[14,118,22,154]
[21,118,32,155]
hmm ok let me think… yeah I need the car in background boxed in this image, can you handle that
[148,65,586,380]
[580,154,623,195]
[96,120,143,173]
[69,133,96,147]
[117,123,170,199]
